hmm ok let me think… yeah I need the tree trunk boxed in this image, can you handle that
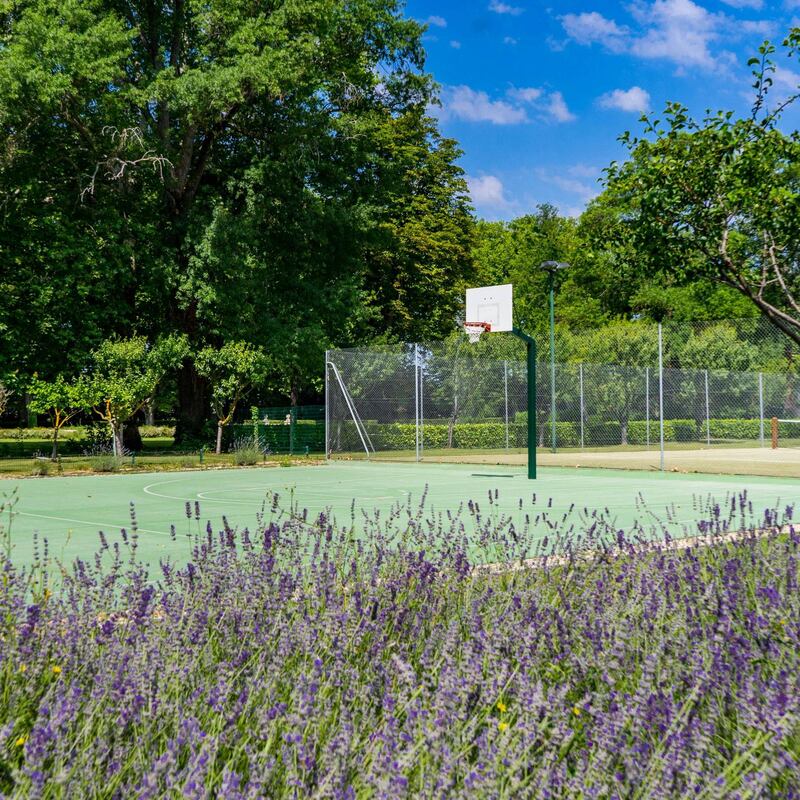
[175,360,210,443]
[51,427,59,461]
[24,393,36,428]
[216,422,223,455]
[620,418,628,446]
[144,402,155,426]
[123,422,143,452]
[784,350,799,417]
[112,423,124,457]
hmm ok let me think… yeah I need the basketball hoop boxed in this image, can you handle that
[464,321,491,343]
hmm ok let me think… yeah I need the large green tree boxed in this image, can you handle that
[27,374,92,460]
[471,205,584,341]
[0,0,471,436]
[89,335,188,454]
[195,342,270,454]
[602,33,800,344]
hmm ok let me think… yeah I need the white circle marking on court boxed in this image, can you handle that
[14,510,172,537]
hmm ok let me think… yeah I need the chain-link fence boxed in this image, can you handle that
[326,320,800,476]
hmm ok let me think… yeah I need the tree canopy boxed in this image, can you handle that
[2,8,800,440]
[0,0,472,436]
[602,34,800,343]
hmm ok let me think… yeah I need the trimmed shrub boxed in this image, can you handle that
[139,425,176,438]
[452,423,507,449]
[232,437,262,466]
[709,419,762,441]
[90,454,121,473]
[30,458,50,476]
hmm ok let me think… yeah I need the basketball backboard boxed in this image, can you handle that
[465,284,513,333]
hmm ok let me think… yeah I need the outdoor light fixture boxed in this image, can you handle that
[539,261,570,453]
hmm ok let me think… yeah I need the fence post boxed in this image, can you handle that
[658,324,664,472]
[325,352,329,459]
[414,343,420,462]
[759,371,765,447]
[645,366,650,449]
[579,363,584,450]
[504,360,509,451]
[420,354,424,459]
[704,369,710,446]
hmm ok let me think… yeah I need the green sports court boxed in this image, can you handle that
[4,460,800,567]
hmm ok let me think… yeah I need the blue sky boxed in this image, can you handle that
[405,0,800,219]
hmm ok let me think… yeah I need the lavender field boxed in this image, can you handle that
[1,490,799,798]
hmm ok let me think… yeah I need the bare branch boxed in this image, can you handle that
[80,127,172,201]
[0,383,11,417]
[765,232,800,314]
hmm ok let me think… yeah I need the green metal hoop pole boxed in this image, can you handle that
[548,273,556,453]
[512,326,537,479]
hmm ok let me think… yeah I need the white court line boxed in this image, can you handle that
[141,478,190,501]
[144,476,415,505]
[144,478,284,505]
[15,510,172,538]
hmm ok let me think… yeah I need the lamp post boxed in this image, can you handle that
[539,260,570,453]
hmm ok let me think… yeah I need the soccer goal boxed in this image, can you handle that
[770,417,800,449]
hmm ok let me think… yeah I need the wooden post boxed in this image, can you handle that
[771,416,779,449]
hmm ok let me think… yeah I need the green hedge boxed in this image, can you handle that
[709,419,761,440]
[0,425,173,440]
[356,417,773,451]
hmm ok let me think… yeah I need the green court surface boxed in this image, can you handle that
[3,461,800,567]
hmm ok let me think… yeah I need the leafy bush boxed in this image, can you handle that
[710,418,763,441]
[89,454,122,473]
[0,427,86,442]
[364,417,772,450]
[29,458,50,476]
[231,436,262,466]
[452,422,507,449]
[0,428,52,441]
[83,423,113,450]
[138,425,175,438]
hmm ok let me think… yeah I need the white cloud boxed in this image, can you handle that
[440,85,575,126]
[773,66,800,91]
[562,0,741,72]
[738,19,773,35]
[504,36,518,45]
[510,86,576,122]
[598,86,651,112]
[444,86,528,124]
[720,0,762,7]
[560,11,628,52]
[425,15,447,27]
[537,169,599,204]
[545,91,576,122]
[450,40,462,49]
[567,164,600,179]
[629,0,724,70]
[507,86,543,103]
[489,0,524,15]
[467,175,511,208]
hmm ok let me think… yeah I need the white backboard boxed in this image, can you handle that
[465,284,513,332]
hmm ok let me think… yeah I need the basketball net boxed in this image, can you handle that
[464,321,491,344]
